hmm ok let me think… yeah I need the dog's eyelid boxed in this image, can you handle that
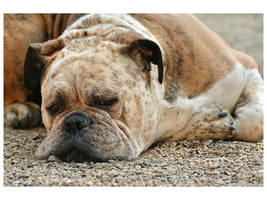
[93,96,118,107]
[47,103,61,115]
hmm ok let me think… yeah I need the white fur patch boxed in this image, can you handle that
[201,62,251,112]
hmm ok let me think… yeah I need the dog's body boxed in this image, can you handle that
[4,14,263,161]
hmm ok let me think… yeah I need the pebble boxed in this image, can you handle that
[170,142,177,148]
[135,165,142,170]
[48,155,61,162]
[204,139,213,146]
[11,159,18,164]
[22,173,30,178]
[223,170,230,176]
[4,151,13,158]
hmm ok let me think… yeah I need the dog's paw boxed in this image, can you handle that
[4,102,41,129]
[186,104,236,140]
[204,104,236,138]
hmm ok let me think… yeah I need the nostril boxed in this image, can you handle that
[76,119,90,130]
[76,120,83,130]
[63,115,91,136]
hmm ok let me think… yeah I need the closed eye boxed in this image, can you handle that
[93,97,118,107]
[45,90,67,116]
[47,104,61,116]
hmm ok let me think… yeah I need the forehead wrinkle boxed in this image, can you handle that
[49,52,82,74]
[50,46,117,73]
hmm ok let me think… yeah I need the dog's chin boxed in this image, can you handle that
[49,137,86,162]
[51,135,114,162]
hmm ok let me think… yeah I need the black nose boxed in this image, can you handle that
[63,114,91,136]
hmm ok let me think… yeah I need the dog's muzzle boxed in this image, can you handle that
[35,109,140,162]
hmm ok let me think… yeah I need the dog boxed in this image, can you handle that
[4,14,263,161]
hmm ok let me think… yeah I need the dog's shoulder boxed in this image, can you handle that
[132,14,246,102]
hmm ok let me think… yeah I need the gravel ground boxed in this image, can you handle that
[3,128,264,186]
[3,14,264,187]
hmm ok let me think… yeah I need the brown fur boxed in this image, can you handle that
[4,14,46,105]
[131,14,238,100]
[4,14,85,106]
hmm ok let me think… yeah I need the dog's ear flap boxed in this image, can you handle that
[24,44,48,90]
[122,39,165,84]
[24,39,64,90]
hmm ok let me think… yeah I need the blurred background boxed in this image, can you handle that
[196,14,263,77]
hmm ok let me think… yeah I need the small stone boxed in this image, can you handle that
[168,175,177,184]
[210,164,219,169]
[135,165,142,170]
[143,161,150,166]
[32,134,41,140]
[141,169,149,174]
[193,170,201,175]
[223,171,230,176]
[170,142,177,148]
[86,181,93,185]
[255,161,261,166]
[66,179,73,184]
[22,173,30,178]
[204,140,213,146]
[11,159,18,164]
[48,155,61,162]
[11,142,19,147]
[61,181,68,186]
[114,164,124,170]
[89,163,96,168]
[4,141,11,146]
[4,151,13,158]
[228,154,236,158]
[13,180,21,185]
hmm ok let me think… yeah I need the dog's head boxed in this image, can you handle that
[24,15,165,161]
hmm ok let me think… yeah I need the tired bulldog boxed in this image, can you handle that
[4,14,263,161]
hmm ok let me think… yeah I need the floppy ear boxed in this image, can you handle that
[24,38,64,90]
[123,39,165,84]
